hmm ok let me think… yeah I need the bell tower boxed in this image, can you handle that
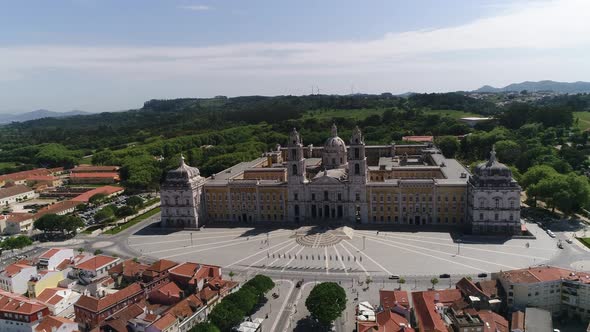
[348,126,367,184]
[287,128,306,184]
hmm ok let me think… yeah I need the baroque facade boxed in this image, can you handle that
[160,125,521,234]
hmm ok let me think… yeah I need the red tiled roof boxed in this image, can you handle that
[456,277,488,299]
[36,288,67,305]
[35,315,76,332]
[169,262,200,277]
[380,290,410,309]
[39,249,61,260]
[151,282,182,299]
[376,310,414,332]
[6,213,34,223]
[511,311,524,331]
[478,310,509,332]
[1,263,33,278]
[75,255,119,271]
[199,287,218,302]
[70,172,119,179]
[0,185,34,200]
[108,259,149,278]
[411,289,462,332]
[33,200,80,219]
[0,169,52,183]
[72,165,120,173]
[75,283,143,312]
[146,259,178,273]
[402,136,434,143]
[499,266,589,284]
[26,175,59,181]
[167,294,203,319]
[70,186,124,202]
[476,280,499,298]
[0,289,47,315]
[151,312,177,330]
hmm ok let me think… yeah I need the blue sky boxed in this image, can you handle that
[1,0,589,113]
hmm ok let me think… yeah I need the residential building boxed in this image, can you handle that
[34,316,78,332]
[0,168,56,187]
[167,263,221,292]
[37,248,75,271]
[148,294,206,332]
[161,126,521,235]
[27,270,67,298]
[510,311,524,332]
[35,287,81,316]
[0,185,36,206]
[0,289,51,332]
[74,282,145,330]
[141,259,178,292]
[379,290,410,310]
[25,176,62,189]
[148,281,183,305]
[69,173,120,184]
[33,201,80,220]
[4,213,34,235]
[108,259,150,288]
[72,255,120,283]
[495,266,590,320]
[411,289,462,332]
[0,262,37,294]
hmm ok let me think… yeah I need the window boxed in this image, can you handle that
[355,148,360,159]
[338,193,342,201]
[509,214,514,221]
[480,213,484,221]
[292,164,298,175]
[354,163,360,175]
[495,198,500,208]
[294,193,298,201]
[494,213,499,221]
[291,149,296,160]
[311,193,316,200]
[324,191,329,200]
[355,193,360,201]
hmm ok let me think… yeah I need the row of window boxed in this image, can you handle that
[207,192,284,202]
[372,205,463,213]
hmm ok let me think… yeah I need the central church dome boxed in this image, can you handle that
[322,124,347,169]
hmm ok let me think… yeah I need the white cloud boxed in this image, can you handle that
[178,4,211,11]
[0,0,589,98]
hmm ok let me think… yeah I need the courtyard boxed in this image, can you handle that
[126,222,564,278]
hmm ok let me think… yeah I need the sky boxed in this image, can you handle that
[0,0,589,113]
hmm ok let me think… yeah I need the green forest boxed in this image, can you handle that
[1,92,590,214]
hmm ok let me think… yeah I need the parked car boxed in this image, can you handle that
[566,239,573,244]
[388,275,400,280]
[477,273,488,278]
[439,273,451,279]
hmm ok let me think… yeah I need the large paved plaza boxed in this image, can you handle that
[126,222,566,278]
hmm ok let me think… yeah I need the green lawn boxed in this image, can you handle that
[574,112,590,131]
[103,207,160,235]
[0,162,17,168]
[302,108,387,121]
[424,109,481,119]
[577,237,590,249]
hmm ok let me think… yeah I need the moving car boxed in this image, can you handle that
[439,273,451,279]
[477,273,488,278]
[566,239,573,244]
[388,275,400,280]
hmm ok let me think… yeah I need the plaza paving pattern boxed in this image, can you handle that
[127,225,562,277]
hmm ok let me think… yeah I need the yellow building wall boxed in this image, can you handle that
[28,271,65,298]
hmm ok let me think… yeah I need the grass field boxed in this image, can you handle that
[574,112,590,131]
[303,108,477,121]
[0,162,17,168]
[425,109,480,119]
[302,108,386,121]
[578,237,590,249]
[103,207,160,235]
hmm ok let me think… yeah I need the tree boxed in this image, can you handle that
[34,214,61,233]
[397,277,406,290]
[305,282,347,327]
[94,249,103,255]
[223,287,257,314]
[115,205,136,218]
[494,140,520,165]
[430,277,439,289]
[94,207,115,223]
[436,136,460,158]
[208,301,244,332]
[2,236,33,250]
[228,271,235,281]
[89,193,107,205]
[63,216,84,235]
[243,275,275,296]
[190,322,220,332]
[126,196,144,208]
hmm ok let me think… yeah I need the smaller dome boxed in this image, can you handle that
[166,155,200,181]
[324,124,346,153]
[474,148,512,178]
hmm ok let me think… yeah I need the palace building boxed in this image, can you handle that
[160,125,521,235]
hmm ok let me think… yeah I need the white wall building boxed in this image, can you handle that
[0,185,36,206]
[0,263,37,294]
[37,248,75,271]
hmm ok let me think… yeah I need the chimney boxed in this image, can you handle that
[434,293,440,303]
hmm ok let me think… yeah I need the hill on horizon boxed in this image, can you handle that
[0,109,90,124]
[474,80,590,94]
